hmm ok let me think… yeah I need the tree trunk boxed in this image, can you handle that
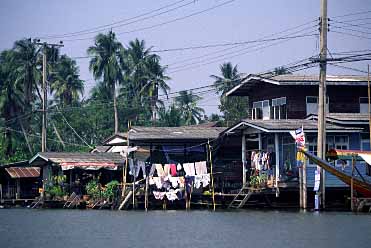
[113,84,119,134]
[19,119,33,155]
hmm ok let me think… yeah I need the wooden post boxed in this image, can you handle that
[351,155,355,211]
[16,179,20,200]
[208,140,216,211]
[317,0,328,210]
[299,159,303,209]
[368,65,371,149]
[242,132,246,186]
[122,124,130,197]
[145,174,149,211]
[303,157,307,209]
[274,133,280,197]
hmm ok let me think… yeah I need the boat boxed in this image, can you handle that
[300,149,371,197]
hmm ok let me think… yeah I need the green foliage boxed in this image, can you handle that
[211,62,249,124]
[85,180,101,199]
[249,173,268,188]
[175,91,205,125]
[102,180,119,199]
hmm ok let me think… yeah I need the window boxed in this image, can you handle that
[306,135,349,167]
[306,96,329,115]
[360,97,369,113]
[271,97,287,120]
[329,135,349,167]
[252,100,270,120]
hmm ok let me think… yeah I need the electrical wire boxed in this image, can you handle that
[63,0,237,42]
[331,20,371,31]
[331,30,371,40]
[37,0,192,39]
[332,10,371,19]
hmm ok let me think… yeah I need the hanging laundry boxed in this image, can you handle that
[185,176,195,194]
[177,163,182,171]
[163,164,171,177]
[201,174,210,187]
[165,189,179,201]
[153,177,163,189]
[155,164,165,177]
[195,161,207,175]
[149,164,156,177]
[194,175,203,189]
[251,151,256,168]
[128,158,135,175]
[153,191,166,200]
[183,163,196,176]
[149,176,155,185]
[178,177,185,188]
[169,177,179,188]
[137,160,146,178]
[170,164,177,176]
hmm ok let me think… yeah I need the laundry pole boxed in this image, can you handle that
[242,133,246,185]
[274,133,280,197]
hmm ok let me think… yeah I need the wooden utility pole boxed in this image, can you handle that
[368,65,371,148]
[351,155,355,211]
[34,40,64,152]
[42,45,47,152]
[317,0,328,209]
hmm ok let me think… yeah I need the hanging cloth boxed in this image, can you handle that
[163,164,171,177]
[183,163,196,176]
[170,164,177,176]
[155,164,165,177]
[195,161,207,175]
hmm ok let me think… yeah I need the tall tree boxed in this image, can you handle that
[158,104,184,127]
[0,50,24,156]
[211,62,248,124]
[87,31,125,133]
[50,55,84,106]
[175,91,205,125]
[141,56,170,123]
[13,39,41,128]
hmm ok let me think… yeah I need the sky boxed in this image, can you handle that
[0,0,370,114]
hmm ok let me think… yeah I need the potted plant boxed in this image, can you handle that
[102,180,119,202]
[85,180,100,201]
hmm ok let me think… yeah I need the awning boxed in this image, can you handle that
[5,167,40,178]
[60,162,118,171]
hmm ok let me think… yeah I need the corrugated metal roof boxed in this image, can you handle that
[129,126,227,141]
[5,167,40,178]
[29,152,125,166]
[306,113,369,123]
[223,119,363,134]
[226,74,368,96]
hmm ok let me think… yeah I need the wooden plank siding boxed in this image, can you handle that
[247,83,368,119]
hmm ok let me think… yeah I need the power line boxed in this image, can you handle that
[37,0,193,39]
[332,10,371,19]
[328,63,368,74]
[1,127,90,148]
[331,20,371,30]
[166,20,318,68]
[332,17,371,23]
[63,0,237,42]
[331,25,371,35]
[331,30,371,40]
[168,32,317,73]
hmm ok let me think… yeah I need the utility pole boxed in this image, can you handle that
[317,0,328,210]
[34,40,64,152]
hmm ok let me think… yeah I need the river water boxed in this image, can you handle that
[0,209,370,248]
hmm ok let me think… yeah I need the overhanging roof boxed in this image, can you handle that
[223,119,363,134]
[5,167,40,178]
[128,126,227,142]
[226,74,369,96]
[29,152,125,166]
[306,113,369,125]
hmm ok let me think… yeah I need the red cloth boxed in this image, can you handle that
[170,164,177,176]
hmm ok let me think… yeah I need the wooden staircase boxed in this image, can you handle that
[228,186,254,209]
[63,192,80,209]
[29,197,43,209]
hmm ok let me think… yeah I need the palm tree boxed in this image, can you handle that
[0,50,24,156]
[158,104,184,127]
[141,56,170,123]
[175,91,205,125]
[87,31,125,134]
[211,62,248,124]
[274,66,291,75]
[211,62,242,94]
[12,39,41,128]
[50,55,84,106]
